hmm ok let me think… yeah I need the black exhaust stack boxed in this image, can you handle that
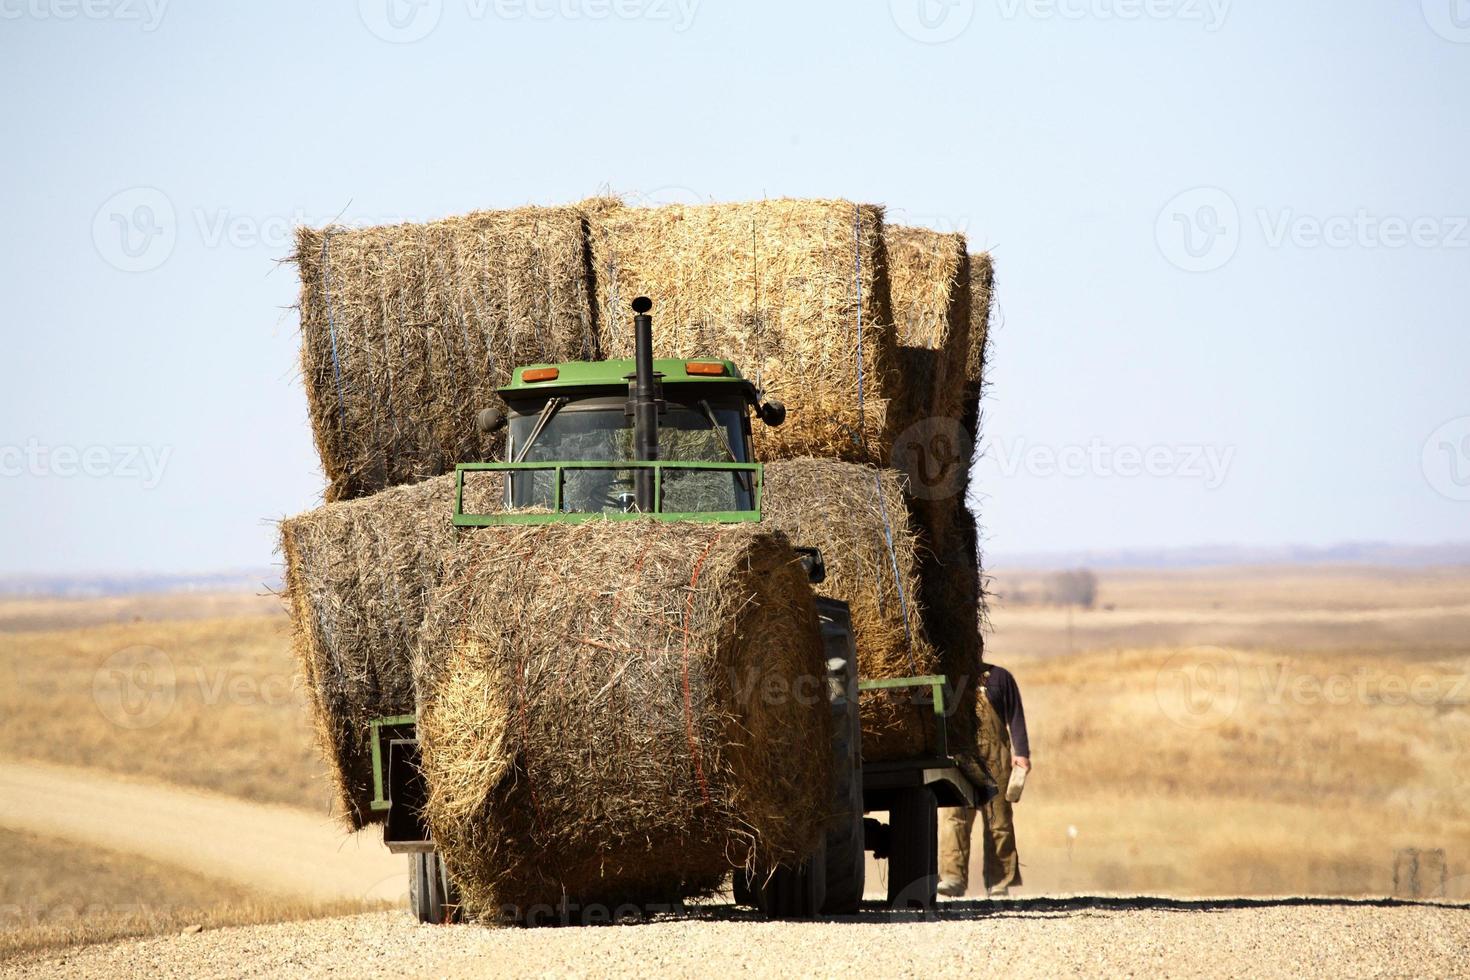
[629,296,661,512]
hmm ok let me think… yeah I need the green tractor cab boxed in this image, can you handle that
[454,298,786,527]
[453,357,776,525]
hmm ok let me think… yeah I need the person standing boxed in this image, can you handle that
[938,663,1030,897]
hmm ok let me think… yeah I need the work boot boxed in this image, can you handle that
[937,879,966,898]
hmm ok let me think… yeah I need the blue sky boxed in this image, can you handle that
[1,1,1467,574]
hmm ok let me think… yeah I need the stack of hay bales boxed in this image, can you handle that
[414,521,831,915]
[279,197,997,900]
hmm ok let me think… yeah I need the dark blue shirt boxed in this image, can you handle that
[983,665,1029,759]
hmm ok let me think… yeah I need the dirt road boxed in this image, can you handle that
[9,901,1468,979]
[0,761,401,903]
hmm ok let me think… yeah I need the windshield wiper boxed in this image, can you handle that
[699,399,752,495]
[513,397,567,463]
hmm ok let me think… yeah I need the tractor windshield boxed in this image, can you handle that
[506,396,753,515]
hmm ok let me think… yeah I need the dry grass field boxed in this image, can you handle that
[988,564,1470,898]
[0,596,328,812]
[1,564,1466,963]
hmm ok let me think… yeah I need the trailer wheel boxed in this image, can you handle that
[755,848,826,919]
[819,603,865,914]
[886,786,937,910]
[409,852,460,924]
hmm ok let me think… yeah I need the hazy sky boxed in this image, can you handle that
[2,1,1467,575]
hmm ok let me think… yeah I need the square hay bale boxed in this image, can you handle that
[963,250,995,441]
[279,472,504,827]
[887,227,977,550]
[888,225,973,432]
[293,207,598,502]
[413,520,831,918]
[585,198,902,465]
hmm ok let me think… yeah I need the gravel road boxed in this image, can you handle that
[0,761,400,902]
[9,899,1467,979]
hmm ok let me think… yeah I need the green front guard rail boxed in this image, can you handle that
[453,460,764,526]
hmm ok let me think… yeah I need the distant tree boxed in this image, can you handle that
[1044,569,1098,609]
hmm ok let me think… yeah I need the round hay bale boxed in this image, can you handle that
[279,471,504,827]
[760,458,941,761]
[293,207,599,502]
[414,520,831,919]
[585,198,902,465]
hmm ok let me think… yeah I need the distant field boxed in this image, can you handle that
[0,599,330,813]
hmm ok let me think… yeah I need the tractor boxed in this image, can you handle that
[370,297,988,922]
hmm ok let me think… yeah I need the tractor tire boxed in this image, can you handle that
[886,786,937,910]
[409,852,461,924]
[819,602,865,914]
[732,869,754,908]
[755,848,827,919]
